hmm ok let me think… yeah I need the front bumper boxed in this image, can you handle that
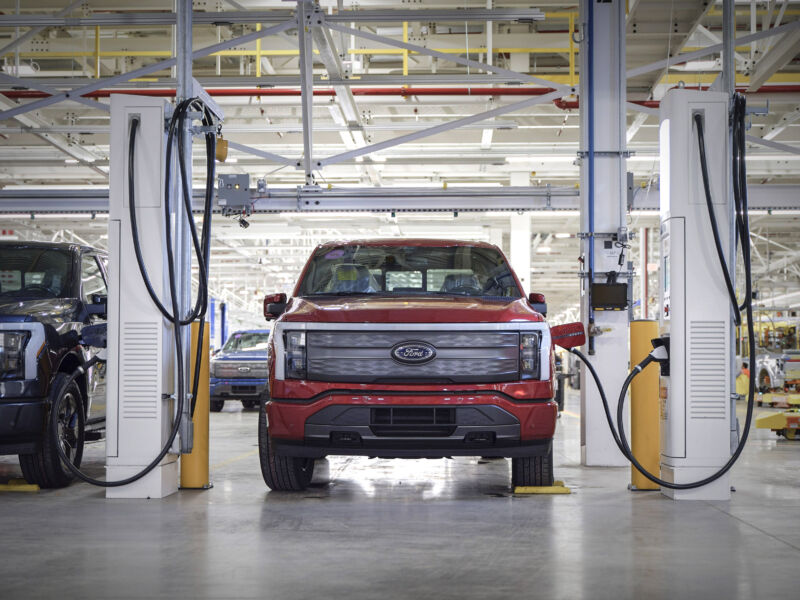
[0,398,46,454]
[210,377,267,400]
[267,392,556,459]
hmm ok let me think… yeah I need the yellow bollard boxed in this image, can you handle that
[180,321,211,489]
[630,320,660,490]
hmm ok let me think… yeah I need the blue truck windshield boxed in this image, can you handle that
[0,247,73,300]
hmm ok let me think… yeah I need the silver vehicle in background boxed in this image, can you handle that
[755,349,800,392]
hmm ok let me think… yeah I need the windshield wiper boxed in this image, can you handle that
[305,291,381,297]
[428,290,479,297]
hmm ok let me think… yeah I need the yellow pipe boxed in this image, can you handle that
[94,26,100,79]
[402,21,409,77]
[347,47,570,55]
[630,320,660,491]
[568,13,575,87]
[684,46,753,52]
[256,23,262,78]
[708,7,800,16]
[180,321,211,490]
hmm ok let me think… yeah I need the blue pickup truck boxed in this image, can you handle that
[210,330,270,411]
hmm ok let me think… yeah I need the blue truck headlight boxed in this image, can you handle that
[0,331,31,380]
[520,332,541,380]
[285,331,306,380]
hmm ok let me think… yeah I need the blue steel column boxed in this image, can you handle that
[220,302,228,347]
[579,0,629,466]
[209,297,217,350]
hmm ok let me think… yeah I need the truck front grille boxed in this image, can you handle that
[215,362,268,378]
[306,330,520,384]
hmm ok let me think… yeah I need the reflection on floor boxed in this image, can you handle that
[0,391,798,599]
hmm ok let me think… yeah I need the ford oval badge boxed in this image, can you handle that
[391,341,436,365]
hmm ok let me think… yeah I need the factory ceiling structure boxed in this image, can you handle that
[4,2,800,598]
[0,0,799,324]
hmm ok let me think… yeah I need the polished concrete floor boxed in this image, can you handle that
[1,390,798,599]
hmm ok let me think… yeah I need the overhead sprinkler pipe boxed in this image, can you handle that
[0,86,563,99]
[2,85,797,105]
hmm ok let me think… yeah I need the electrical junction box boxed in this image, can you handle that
[217,174,251,214]
[658,89,732,501]
[106,95,179,499]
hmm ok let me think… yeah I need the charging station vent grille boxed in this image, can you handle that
[688,321,727,419]
[120,321,160,419]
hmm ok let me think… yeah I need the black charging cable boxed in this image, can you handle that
[55,99,217,487]
[570,93,756,490]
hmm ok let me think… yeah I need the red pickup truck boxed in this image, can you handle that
[259,239,583,491]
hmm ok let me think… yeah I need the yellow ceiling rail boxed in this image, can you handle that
[402,21,409,77]
[684,46,753,52]
[708,7,800,16]
[569,12,576,87]
[94,26,100,78]
[256,23,262,77]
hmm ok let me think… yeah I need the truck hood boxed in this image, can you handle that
[280,296,545,324]
[0,298,80,325]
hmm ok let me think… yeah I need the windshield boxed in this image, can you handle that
[0,247,73,300]
[296,244,522,298]
[223,332,270,352]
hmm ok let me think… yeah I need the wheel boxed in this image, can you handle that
[784,429,798,440]
[19,373,85,489]
[258,402,314,491]
[511,445,554,488]
[241,399,258,410]
[758,370,772,393]
[210,399,224,412]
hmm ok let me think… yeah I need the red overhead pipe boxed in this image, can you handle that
[0,86,560,99]
[2,85,799,111]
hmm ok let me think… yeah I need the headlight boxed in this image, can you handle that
[285,331,306,380]
[210,360,218,378]
[0,331,31,380]
[520,332,541,380]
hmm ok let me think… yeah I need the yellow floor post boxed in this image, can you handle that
[630,320,660,490]
[180,321,211,489]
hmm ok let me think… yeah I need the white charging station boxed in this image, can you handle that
[106,95,179,499]
[658,89,733,501]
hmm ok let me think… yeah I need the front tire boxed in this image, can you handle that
[210,399,224,412]
[19,373,85,489]
[258,402,314,491]
[511,445,554,488]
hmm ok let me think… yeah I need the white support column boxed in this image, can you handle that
[509,214,531,296]
[579,0,629,467]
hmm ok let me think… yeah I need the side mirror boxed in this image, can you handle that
[550,322,586,350]
[264,293,288,320]
[528,292,547,316]
[86,294,107,318]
